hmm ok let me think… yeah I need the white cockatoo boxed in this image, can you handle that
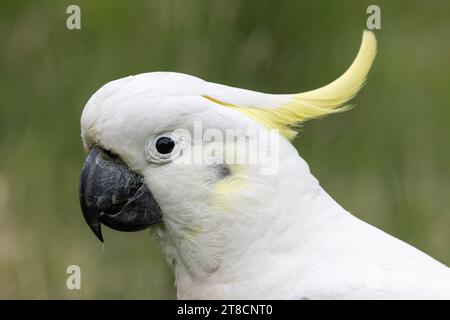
[79,31,450,299]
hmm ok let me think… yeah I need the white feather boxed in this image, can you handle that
[81,70,450,300]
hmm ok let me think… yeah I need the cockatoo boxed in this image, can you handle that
[79,31,450,299]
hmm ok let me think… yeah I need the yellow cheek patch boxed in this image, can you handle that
[210,168,247,210]
[214,174,246,196]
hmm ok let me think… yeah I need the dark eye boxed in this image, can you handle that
[155,136,175,154]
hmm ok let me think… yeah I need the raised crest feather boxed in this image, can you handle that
[204,31,377,140]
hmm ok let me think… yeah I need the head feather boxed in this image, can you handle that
[204,31,377,140]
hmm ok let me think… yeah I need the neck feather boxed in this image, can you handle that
[165,140,349,298]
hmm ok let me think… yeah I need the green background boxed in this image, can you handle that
[0,1,449,299]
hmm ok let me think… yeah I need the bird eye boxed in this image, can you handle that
[145,133,184,164]
[155,136,175,154]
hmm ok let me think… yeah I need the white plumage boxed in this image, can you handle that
[80,31,450,299]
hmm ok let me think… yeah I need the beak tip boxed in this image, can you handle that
[96,232,104,243]
[91,224,104,243]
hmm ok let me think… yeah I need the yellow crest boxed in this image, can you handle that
[205,31,377,140]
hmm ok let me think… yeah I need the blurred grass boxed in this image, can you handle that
[0,0,449,299]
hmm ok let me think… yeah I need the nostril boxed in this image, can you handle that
[97,146,118,161]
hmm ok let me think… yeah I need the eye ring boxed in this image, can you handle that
[145,133,183,163]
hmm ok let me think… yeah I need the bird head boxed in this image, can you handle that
[79,31,376,280]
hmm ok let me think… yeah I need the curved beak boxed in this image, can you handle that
[79,146,162,242]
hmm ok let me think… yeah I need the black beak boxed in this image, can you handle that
[79,146,162,242]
